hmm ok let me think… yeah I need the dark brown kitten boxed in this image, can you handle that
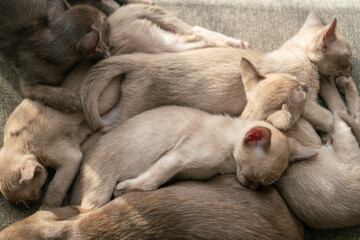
[0,0,111,112]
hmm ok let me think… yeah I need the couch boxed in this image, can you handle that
[1,0,360,238]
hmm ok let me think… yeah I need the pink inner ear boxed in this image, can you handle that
[324,19,337,42]
[244,127,271,150]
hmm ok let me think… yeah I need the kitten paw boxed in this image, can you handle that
[114,179,157,197]
[113,189,126,198]
[54,92,83,113]
[192,25,250,49]
[186,33,202,43]
[226,39,250,49]
[336,76,357,92]
[266,104,292,131]
[63,100,83,113]
[113,180,133,197]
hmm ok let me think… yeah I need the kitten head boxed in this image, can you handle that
[233,124,317,189]
[303,11,352,77]
[0,106,48,204]
[241,58,308,131]
[0,148,47,204]
[47,0,111,60]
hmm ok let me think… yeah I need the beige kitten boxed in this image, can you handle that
[260,11,352,133]
[275,75,360,228]
[240,61,308,130]
[108,4,247,56]
[81,12,351,133]
[0,64,120,209]
[0,175,304,240]
[70,105,316,209]
[81,53,308,132]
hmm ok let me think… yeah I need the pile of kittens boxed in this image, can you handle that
[0,0,359,239]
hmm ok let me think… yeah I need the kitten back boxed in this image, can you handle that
[0,0,47,33]
[0,0,47,62]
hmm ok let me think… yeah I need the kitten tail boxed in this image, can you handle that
[80,55,136,131]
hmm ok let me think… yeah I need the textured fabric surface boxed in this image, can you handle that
[0,0,359,237]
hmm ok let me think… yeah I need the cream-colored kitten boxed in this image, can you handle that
[0,4,242,209]
[81,53,308,132]
[70,105,316,209]
[260,11,352,133]
[0,64,120,209]
[276,76,360,228]
[108,4,248,55]
[81,12,351,133]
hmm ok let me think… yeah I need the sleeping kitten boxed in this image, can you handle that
[0,3,249,209]
[275,75,360,228]
[107,4,248,56]
[0,175,304,240]
[80,11,351,133]
[0,0,111,112]
[70,105,316,209]
[81,52,308,132]
[259,11,352,133]
[0,63,121,209]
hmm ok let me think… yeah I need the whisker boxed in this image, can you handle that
[23,201,29,208]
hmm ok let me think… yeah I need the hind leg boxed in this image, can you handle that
[193,25,250,49]
[41,146,83,210]
[111,19,210,55]
[321,76,360,157]
[70,166,117,209]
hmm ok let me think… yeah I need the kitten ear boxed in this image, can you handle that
[240,58,265,91]
[288,138,318,163]
[77,30,101,56]
[19,155,43,184]
[323,18,337,45]
[266,104,292,131]
[244,127,271,151]
[47,0,71,25]
[304,10,323,26]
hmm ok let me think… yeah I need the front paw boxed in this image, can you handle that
[336,76,357,93]
[113,180,133,198]
[61,94,83,113]
[54,90,83,113]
